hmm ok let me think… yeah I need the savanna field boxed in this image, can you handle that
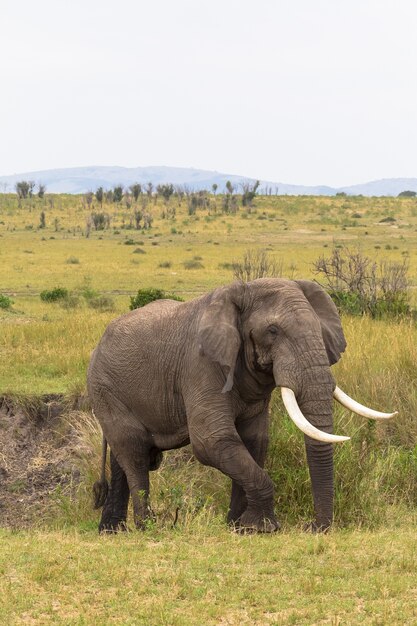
[1,191,417,625]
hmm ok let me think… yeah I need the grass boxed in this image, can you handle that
[2,191,417,623]
[1,523,417,625]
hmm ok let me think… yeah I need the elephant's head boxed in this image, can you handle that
[198,278,396,529]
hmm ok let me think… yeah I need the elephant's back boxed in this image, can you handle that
[103,298,184,337]
[90,298,191,378]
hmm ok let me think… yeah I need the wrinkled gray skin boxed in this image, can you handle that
[87,278,346,533]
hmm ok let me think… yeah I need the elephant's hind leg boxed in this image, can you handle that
[93,394,155,531]
[99,451,130,533]
[112,437,154,530]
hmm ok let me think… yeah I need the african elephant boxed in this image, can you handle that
[88,278,396,533]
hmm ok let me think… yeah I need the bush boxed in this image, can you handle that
[313,246,411,318]
[0,294,12,309]
[398,190,416,197]
[40,287,69,302]
[60,294,81,309]
[158,261,172,268]
[232,249,283,281]
[91,212,109,230]
[183,260,204,270]
[65,256,80,264]
[130,288,184,310]
[88,295,115,312]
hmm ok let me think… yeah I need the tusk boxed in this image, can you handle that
[333,386,397,420]
[281,387,350,443]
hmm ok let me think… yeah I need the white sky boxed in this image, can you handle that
[1,0,416,187]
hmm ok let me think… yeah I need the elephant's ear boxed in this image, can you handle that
[197,284,243,393]
[295,280,347,365]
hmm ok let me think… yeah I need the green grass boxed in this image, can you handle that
[1,524,416,625]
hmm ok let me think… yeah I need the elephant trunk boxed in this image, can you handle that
[274,356,337,530]
[299,398,335,531]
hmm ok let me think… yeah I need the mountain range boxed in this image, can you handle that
[0,166,416,196]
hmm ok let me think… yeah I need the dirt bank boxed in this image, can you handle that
[0,396,88,528]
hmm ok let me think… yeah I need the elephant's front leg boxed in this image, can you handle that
[228,410,271,526]
[187,402,279,533]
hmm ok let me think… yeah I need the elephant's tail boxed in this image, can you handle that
[93,433,109,509]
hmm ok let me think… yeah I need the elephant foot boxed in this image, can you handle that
[98,519,128,534]
[303,521,331,534]
[133,506,156,530]
[236,509,280,534]
[227,507,246,527]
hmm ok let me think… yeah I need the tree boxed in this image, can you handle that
[85,192,94,208]
[39,211,46,229]
[156,183,174,203]
[225,180,234,195]
[398,190,416,197]
[130,183,142,202]
[95,186,104,207]
[38,184,46,198]
[15,181,30,199]
[134,209,143,229]
[241,180,260,207]
[113,185,123,203]
[212,183,218,195]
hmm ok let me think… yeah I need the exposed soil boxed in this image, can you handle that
[0,396,87,529]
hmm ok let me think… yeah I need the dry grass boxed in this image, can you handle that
[1,523,416,625]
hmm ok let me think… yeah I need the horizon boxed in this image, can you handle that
[1,164,417,192]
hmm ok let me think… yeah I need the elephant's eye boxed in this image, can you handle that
[267,325,279,336]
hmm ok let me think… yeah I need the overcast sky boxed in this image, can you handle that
[1,0,416,186]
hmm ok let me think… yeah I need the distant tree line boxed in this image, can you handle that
[15,180,46,199]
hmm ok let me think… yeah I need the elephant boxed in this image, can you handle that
[87,278,396,533]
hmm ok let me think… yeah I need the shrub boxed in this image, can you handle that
[60,294,81,309]
[0,294,12,309]
[313,246,411,318]
[133,247,146,254]
[78,283,99,301]
[130,288,184,310]
[183,260,204,270]
[88,295,115,312]
[91,212,110,230]
[232,249,283,281]
[40,287,69,302]
[65,256,80,264]
[158,261,172,268]
[398,190,416,197]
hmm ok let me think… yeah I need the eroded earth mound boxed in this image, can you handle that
[0,396,87,528]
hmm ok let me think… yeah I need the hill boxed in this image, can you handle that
[1,165,416,196]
